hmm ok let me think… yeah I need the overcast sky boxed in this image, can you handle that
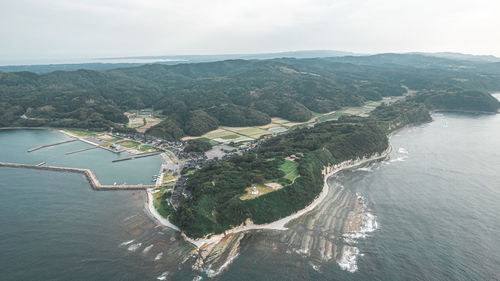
[1,0,499,64]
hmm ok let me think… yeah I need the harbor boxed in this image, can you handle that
[0,162,156,190]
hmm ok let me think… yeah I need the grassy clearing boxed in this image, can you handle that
[284,169,300,182]
[163,173,177,182]
[66,129,99,137]
[239,184,275,200]
[280,160,298,174]
[317,112,347,122]
[153,187,173,218]
[220,134,242,140]
[138,145,157,152]
[117,140,140,148]
[204,129,235,139]
[98,135,119,142]
[237,128,272,138]
[117,140,157,152]
[280,160,300,182]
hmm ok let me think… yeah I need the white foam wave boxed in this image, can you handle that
[309,261,321,272]
[361,212,378,233]
[205,253,240,278]
[123,214,137,221]
[192,276,203,281]
[390,156,408,162]
[127,243,142,252]
[398,147,409,154]
[339,195,379,272]
[119,239,135,246]
[154,252,163,261]
[157,271,169,280]
[337,245,359,273]
[356,166,372,172]
[142,244,154,254]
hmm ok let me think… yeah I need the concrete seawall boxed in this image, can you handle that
[28,139,77,152]
[0,162,155,191]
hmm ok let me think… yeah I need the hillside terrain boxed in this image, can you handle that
[1,54,500,138]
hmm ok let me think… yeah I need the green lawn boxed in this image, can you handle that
[66,129,99,137]
[284,169,299,182]
[280,160,300,182]
[280,160,298,174]
[138,145,157,152]
[117,140,140,148]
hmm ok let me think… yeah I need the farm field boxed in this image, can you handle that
[179,98,396,144]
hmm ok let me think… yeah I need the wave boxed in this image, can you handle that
[119,239,135,246]
[127,243,142,252]
[154,252,163,261]
[142,244,154,254]
[156,271,169,280]
[398,147,409,154]
[338,194,379,272]
[337,245,359,273]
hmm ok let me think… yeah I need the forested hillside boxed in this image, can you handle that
[1,54,500,137]
[167,101,432,238]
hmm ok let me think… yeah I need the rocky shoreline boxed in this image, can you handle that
[147,145,392,249]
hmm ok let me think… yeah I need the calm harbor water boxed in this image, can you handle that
[1,110,500,280]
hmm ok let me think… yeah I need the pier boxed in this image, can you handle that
[28,139,77,152]
[0,162,156,191]
[112,152,161,162]
[65,146,99,155]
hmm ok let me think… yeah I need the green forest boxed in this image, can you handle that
[1,54,499,138]
[166,101,432,238]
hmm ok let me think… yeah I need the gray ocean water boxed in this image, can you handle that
[1,111,500,280]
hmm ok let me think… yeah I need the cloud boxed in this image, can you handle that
[0,0,499,63]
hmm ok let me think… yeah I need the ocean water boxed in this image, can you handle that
[0,129,162,184]
[1,111,500,280]
[220,112,500,281]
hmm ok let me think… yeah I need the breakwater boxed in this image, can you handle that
[0,162,155,190]
[28,139,77,152]
[112,152,161,162]
[65,146,99,155]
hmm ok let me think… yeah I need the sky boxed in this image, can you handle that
[1,0,500,64]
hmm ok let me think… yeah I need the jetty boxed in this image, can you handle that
[36,161,46,166]
[65,146,99,155]
[112,152,161,162]
[28,139,77,152]
[0,162,156,191]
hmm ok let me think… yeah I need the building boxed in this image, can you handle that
[251,186,259,195]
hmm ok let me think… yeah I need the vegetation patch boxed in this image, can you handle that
[117,140,140,148]
[66,129,99,137]
[220,134,242,140]
[204,129,236,139]
[235,127,272,138]
[184,139,212,152]
[240,184,276,200]
[138,145,157,152]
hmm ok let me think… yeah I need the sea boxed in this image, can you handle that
[1,106,500,280]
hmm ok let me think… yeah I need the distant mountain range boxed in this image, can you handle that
[2,50,499,74]
[0,50,358,73]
